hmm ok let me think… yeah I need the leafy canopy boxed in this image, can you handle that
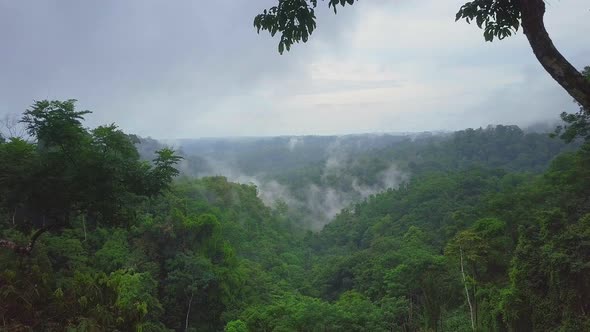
[254,0,522,54]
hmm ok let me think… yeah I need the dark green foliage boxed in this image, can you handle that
[0,101,184,330]
[253,0,357,54]
[554,66,590,142]
[2,101,589,331]
[0,100,182,235]
[254,0,521,53]
[455,0,521,41]
[298,144,590,331]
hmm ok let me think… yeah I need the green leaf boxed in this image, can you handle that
[278,41,285,54]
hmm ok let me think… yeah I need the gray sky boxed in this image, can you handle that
[1,0,588,138]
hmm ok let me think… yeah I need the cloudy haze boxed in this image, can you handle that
[1,0,588,138]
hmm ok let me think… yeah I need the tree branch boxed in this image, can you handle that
[0,226,54,255]
[520,0,590,110]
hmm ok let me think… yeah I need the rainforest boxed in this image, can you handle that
[2,98,590,331]
[2,0,590,331]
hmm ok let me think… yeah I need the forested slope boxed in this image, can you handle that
[300,145,590,330]
[160,125,576,230]
[1,101,589,331]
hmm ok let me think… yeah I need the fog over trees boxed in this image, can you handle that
[1,1,590,331]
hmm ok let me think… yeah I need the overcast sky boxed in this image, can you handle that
[1,0,588,138]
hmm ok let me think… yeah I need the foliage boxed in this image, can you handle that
[455,0,521,41]
[254,0,523,53]
[2,101,589,330]
[0,100,182,234]
[554,66,590,142]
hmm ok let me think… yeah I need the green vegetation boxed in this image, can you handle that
[2,100,590,331]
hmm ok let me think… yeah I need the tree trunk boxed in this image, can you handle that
[409,298,413,328]
[460,247,475,331]
[185,291,194,332]
[472,264,479,328]
[520,0,590,110]
[82,215,87,242]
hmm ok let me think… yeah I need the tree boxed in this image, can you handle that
[501,213,590,331]
[254,0,590,111]
[148,147,183,195]
[554,67,590,142]
[383,227,452,331]
[0,100,182,255]
[104,269,164,330]
[445,218,510,331]
[164,253,215,332]
[446,230,486,331]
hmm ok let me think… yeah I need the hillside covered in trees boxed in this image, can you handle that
[2,0,589,330]
[1,100,589,331]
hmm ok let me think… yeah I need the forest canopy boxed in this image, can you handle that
[2,99,590,331]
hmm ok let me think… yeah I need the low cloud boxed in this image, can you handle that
[1,0,588,138]
[183,139,408,230]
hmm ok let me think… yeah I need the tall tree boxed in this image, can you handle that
[0,100,182,255]
[254,0,590,110]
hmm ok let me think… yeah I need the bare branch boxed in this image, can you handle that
[0,113,27,140]
[0,226,54,255]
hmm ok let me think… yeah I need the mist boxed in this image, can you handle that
[2,1,588,138]
[163,135,410,230]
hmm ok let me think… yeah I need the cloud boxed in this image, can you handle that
[179,138,408,230]
[0,0,588,138]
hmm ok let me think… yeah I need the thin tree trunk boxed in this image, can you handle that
[473,264,479,328]
[82,215,87,242]
[460,247,475,331]
[520,0,590,110]
[12,208,16,226]
[185,291,194,332]
[409,298,413,328]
